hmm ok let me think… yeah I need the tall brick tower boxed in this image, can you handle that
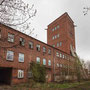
[47,12,76,55]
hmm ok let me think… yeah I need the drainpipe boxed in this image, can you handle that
[53,48,55,81]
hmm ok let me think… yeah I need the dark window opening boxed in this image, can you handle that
[0,67,12,85]
[36,44,40,51]
[20,38,25,46]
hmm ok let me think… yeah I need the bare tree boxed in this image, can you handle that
[0,0,37,60]
[83,7,90,15]
[0,0,37,36]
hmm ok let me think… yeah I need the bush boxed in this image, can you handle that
[30,61,46,83]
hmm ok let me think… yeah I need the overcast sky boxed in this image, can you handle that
[23,0,90,62]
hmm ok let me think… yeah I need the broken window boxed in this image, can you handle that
[43,46,46,53]
[48,49,51,55]
[20,37,25,46]
[36,44,40,51]
[29,41,33,49]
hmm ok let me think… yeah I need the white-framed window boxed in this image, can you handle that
[43,46,46,53]
[48,60,51,66]
[18,70,24,78]
[60,42,62,46]
[57,43,59,47]
[48,49,51,55]
[60,53,62,58]
[8,33,14,42]
[43,58,46,65]
[29,41,33,49]
[36,44,40,51]
[6,51,14,61]
[0,30,1,38]
[36,57,40,63]
[20,37,25,46]
[19,53,24,62]
[56,52,59,57]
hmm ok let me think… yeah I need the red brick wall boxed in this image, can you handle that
[0,14,76,85]
[47,13,75,55]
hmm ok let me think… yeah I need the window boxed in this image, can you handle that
[6,51,14,61]
[57,25,60,29]
[60,64,63,67]
[52,36,54,40]
[18,70,24,78]
[52,28,54,31]
[48,60,51,66]
[57,63,59,67]
[29,41,33,49]
[36,44,40,51]
[0,30,1,38]
[56,52,59,57]
[20,38,25,46]
[48,49,51,54]
[8,33,14,42]
[36,57,40,63]
[43,58,46,65]
[52,45,55,47]
[43,46,46,53]
[55,27,56,30]
[63,54,65,59]
[55,35,57,39]
[57,34,60,38]
[60,42,62,46]
[60,53,62,58]
[19,53,24,62]
[28,71,33,78]
[57,43,59,47]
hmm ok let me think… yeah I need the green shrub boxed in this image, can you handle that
[30,61,46,83]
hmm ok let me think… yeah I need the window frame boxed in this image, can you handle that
[6,50,14,61]
[8,33,14,43]
[29,41,34,49]
[43,46,46,53]
[36,57,40,64]
[18,70,24,79]
[18,53,24,63]
[36,44,40,52]
[48,60,51,66]
[43,58,46,65]
[20,37,25,46]
[48,48,51,55]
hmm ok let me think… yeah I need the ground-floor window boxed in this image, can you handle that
[18,70,24,78]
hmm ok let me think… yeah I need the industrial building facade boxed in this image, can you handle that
[0,13,76,84]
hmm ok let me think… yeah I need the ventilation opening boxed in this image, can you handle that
[0,67,12,85]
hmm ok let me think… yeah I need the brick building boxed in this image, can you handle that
[0,13,76,85]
